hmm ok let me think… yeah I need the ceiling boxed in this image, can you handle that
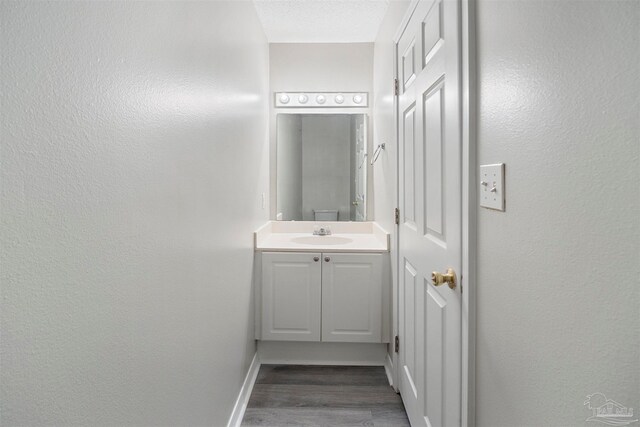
[253,0,390,43]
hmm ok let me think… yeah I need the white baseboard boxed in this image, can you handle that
[257,341,387,366]
[384,352,395,387]
[227,353,261,427]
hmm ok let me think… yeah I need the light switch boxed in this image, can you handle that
[480,163,505,211]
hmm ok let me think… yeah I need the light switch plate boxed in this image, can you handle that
[480,163,505,211]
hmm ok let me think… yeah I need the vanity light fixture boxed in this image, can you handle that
[279,94,290,104]
[274,92,368,107]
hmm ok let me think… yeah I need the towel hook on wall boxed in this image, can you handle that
[370,143,386,165]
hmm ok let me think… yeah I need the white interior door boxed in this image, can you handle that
[396,0,462,425]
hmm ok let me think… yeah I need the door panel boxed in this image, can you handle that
[322,253,382,343]
[422,0,444,65]
[402,41,416,90]
[425,284,446,427]
[402,260,418,398]
[262,252,321,341]
[424,81,445,241]
[403,104,417,227]
[396,0,462,425]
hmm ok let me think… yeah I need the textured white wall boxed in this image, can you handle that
[372,0,411,359]
[0,2,269,425]
[269,43,374,219]
[475,1,639,425]
[269,43,374,93]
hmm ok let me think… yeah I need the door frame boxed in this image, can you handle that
[391,0,476,425]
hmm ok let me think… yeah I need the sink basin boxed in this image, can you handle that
[291,236,353,246]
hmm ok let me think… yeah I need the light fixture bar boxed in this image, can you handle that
[275,92,368,108]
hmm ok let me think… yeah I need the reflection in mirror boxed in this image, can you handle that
[277,114,367,222]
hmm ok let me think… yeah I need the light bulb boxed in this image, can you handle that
[279,94,290,104]
[298,94,308,104]
[353,94,363,104]
[316,95,326,104]
[335,94,345,104]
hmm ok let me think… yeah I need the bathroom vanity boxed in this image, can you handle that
[260,98,391,364]
[254,221,390,347]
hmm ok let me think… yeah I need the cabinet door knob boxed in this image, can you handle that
[324,256,331,262]
[313,256,319,262]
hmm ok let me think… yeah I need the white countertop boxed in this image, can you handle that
[254,221,389,253]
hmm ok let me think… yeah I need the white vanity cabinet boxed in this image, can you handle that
[259,251,384,343]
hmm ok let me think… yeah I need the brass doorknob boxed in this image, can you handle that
[432,268,457,290]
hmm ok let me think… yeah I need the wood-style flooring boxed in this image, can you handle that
[241,365,410,426]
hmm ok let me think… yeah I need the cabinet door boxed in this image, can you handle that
[321,253,383,342]
[261,252,322,341]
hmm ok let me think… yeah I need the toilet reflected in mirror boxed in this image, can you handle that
[314,209,338,221]
[276,114,368,221]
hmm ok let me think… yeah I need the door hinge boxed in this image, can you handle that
[395,335,400,353]
[394,208,400,225]
[394,78,399,96]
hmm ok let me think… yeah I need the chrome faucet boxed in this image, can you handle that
[313,226,331,236]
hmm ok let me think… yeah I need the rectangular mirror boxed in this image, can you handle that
[276,114,368,221]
